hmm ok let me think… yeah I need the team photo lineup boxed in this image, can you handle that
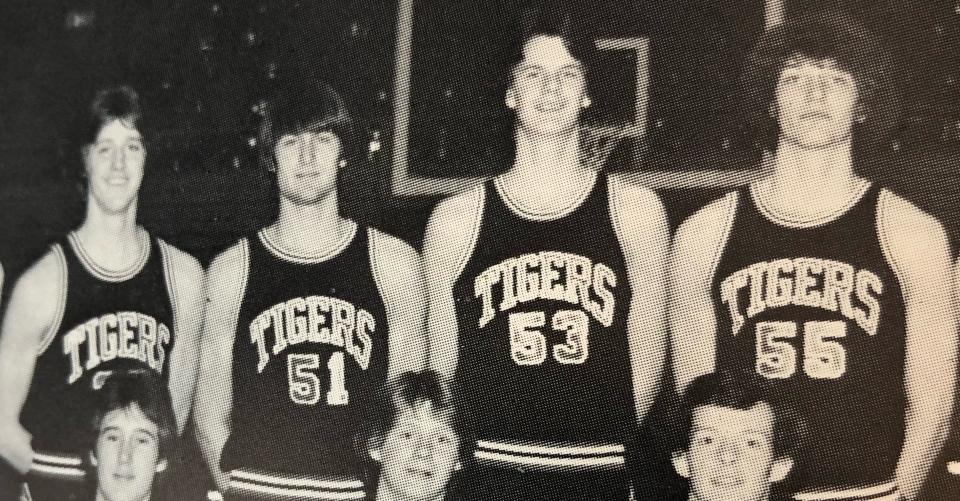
[1,1,960,501]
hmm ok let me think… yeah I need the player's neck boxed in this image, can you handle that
[513,126,582,177]
[271,194,353,256]
[96,490,150,501]
[375,480,444,501]
[75,201,144,270]
[771,138,856,191]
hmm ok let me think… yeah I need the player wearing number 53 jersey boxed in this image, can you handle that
[424,10,669,501]
[671,12,957,501]
[194,78,426,501]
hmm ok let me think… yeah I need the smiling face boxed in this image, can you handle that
[508,35,588,137]
[676,403,783,501]
[774,55,859,149]
[92,404,165,501]
[84,119,145,215]
[376,399,461,501]
[273,128,342,205]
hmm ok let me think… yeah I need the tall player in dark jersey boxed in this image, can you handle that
[423,10,669,501]
[670,12,957,501]
[194,78,426,501]
[0,86,205,501]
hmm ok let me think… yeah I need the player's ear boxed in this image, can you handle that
[156,458,168,473]
[769,456,793,483]
[505,88,517,109]
[671,451,690,479]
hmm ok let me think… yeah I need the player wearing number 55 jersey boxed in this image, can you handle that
[424,9,669,501]
[194,78,426,501]
[670,12,957,501]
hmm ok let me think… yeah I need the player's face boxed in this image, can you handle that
[509,35,587,137]
[84,119,145,215]
[378,400,460,501]
[273,129,342,205]
[93,404,165,501]
[683,404,779,501]
[774,55,859,149]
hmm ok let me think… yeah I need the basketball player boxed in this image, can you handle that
[670,12,957,501]
[194,78,426,501]
[0,86,204,501]
[87,369,178,501]
[672,371,799,501]
[359,370,468,501]
[423,10,669,501]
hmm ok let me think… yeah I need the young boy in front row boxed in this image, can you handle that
[358,370,471,501]
[672,371,802,501]
[85,369,178,501]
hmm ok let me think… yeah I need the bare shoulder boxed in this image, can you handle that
[368,228,422,282]
[157,238,204,290]
[206,239,250,298]
[674,191,740,251]
[423,185,485,278]
[878,189,951,275]
[10,246,66,312]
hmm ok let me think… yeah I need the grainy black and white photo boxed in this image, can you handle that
[1,1,959,501]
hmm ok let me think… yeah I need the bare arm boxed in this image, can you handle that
[880,192,958,500]
[609,175,669,423]
[369,229,427,377]
[423,186,484,378]
[194,240,248,493]
[669,193,739,393]
[159,242,206,435]
[0,249,64,474]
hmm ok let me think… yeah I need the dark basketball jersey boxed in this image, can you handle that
[21,231,175,484]
[712,183,906,493]
[220,226,388,499]
[453,174,634,474]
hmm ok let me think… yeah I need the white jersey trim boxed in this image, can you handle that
[67,228,151,282]
[876,189,907,293]
[474,439,626,471]
[793,480,898,501]
[750,179,871,229]
[229,469,365,500]
[31,451,85,478]
[258,221,358,265]
[157,239,181,334]
[451,184,486,283]
[493,170,598,222]
[708,191,740,283]
[37,244,69,355]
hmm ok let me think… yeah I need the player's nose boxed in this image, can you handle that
[716,440,741,465]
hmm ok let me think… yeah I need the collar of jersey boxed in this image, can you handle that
[750,178,871,229]
[258,221,358,264]
[68,228,150,283]
[494,170,598,222]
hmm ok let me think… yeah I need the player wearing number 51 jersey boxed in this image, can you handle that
[194,78,426,501]
[424,9,669,501]
[671,11,957,501]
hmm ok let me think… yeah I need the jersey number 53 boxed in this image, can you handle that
[509,310,589,365]
[755,320,847,379]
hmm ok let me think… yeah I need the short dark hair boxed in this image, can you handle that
[74,85,144,150]
[504,7,597,95]
[357,370,473,463]
[87,369,178,473]
[739,10,898,151]
[257,77,359,171]
[673,371,802,458]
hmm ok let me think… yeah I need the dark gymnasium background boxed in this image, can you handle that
[2,0,960,499]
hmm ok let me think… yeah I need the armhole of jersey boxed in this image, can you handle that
[228,239,252,329]
[706,191,740,283]
[450,184,486,283]
[876,189,907,289]
[606,174,632,251]
[37,244,69,355]
[367,228,389,302]
[157,239,183,330]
